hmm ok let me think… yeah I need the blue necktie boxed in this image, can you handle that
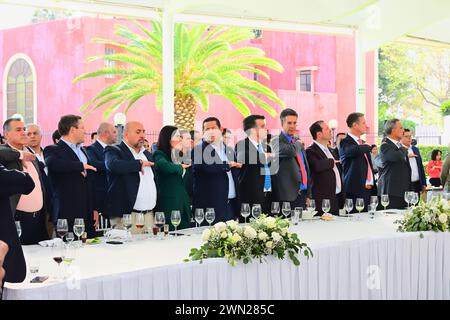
[258,144,272,191]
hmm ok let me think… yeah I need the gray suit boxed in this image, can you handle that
[271,133,311,202]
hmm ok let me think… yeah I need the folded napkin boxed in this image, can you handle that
[105,229,131,240]
[38,238,64,247]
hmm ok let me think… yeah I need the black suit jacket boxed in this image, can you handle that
[192,141,239,222]
[0,145,47,216]
[86,141,108,213]
[377,139,412,197]
[412,146,427,188]
[306,142,344,214]
[339,135,377,197]
[236,138,271,207]
[0,164,34,283]
[270,133,311,202]
[44,140,96,237]
[104,142,155,218]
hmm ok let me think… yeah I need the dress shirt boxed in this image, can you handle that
[403,145,420,182]
[314,141,342,194]
[61,139,88,164]
[211,143,236,199]
[124,142,157,211]
[249,137,272,192]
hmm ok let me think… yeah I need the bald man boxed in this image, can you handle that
[86,123,117,218]
[104,121,157,233]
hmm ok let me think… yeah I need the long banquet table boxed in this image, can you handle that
[4,212,450,300]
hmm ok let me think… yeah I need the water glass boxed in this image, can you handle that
[282,202,291,219]
[369,203,377,219]
[271,202,280,216]
[381,195,389,215]
[307,199,316,212]
[345,199,354,218]
[73,218,85,242]
[293,207,302,225]
[322,199,331,216]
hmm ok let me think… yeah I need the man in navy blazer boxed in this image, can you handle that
[339,113,377,211]
[192,117,241,223]
[0,163,34,284]
[86,123,117,217]
[104,121,156,232]
[400,129,427,195]
[44,115,98,238]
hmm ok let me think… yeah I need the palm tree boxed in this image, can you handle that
[74,20,285,130]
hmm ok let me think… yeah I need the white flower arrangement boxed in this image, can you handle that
[186,215,313,266]
[396,198,450,236]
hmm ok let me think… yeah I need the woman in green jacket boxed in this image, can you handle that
[153,126,192,230]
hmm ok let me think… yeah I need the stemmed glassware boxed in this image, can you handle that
[381,195,390,215]
[271,202,280,217]
[355,198,365,220]
[345,199,354,220]
[52,244,64,280]
[370,196,379,210]
[410,192,419,207]
[282,202,291,219]
[135,213,145,237]
[171,210,181,236]
[57,219,68,241]
[194,208,205,230]
[322,199,331,216]
[252,204,262,220]
[205,208,215,227]
[73,218,85,242]
[307,199,316,213]
[404,191,413,208]
[240,204,250,223]
[154,212,166,240]
[122,214,132,240]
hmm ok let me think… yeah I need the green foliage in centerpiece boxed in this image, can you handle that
[396,199,450,234]
[186,215,313,267]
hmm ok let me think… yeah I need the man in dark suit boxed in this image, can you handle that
[0,163,35,284]
[192,117,241,223]
[86,123,117,219]
[306,121,344,215]
[236,115,273,216]
[0,119,49,245]
[401,129,427,196]
[44,115,98,238]
[271,108,311,209]
[378,119,412,209]
[339,113,377,211]
[104,121,156,233]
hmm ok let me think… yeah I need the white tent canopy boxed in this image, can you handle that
[3,0,450,123]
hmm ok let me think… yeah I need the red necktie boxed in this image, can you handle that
[358,139,373,184]
[292,138,308,187]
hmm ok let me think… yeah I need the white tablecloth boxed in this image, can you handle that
[4,212,450,300]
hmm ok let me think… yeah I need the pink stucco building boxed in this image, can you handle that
[0,17,376,145]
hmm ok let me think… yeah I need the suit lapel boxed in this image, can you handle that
[57,140,82,162]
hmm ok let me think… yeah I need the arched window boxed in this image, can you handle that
[4,56,36,124]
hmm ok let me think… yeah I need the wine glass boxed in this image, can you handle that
[135,213,145,235]
[404,191,412,208]
[251,204,262,220]
[194,208,205,229]
[282,202,291,219]
[171,210,181,236]
[381,195,390,215]
[154,212,165,240]
[411,192,419,207]
[63,244,76,266]
[56,219,68,241]
[205,208,215,227]
[52,244,64,280]
[240,204,250,224]
[307,199,316,212]
[322,199,331,216]
[355,198,365,220]
[15,221,22,238]
[271,202,280,217]
[73,218,85,242]
[345,199,353,217]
